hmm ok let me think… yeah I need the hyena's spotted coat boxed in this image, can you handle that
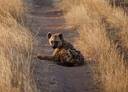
[37,32,85,66]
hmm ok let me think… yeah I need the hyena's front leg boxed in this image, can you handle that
[37,55,54,61]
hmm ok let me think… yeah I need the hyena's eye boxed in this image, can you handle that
[51,41,54,44]
[51,41,58,44]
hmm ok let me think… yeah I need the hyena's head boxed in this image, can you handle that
[48,32,64,49]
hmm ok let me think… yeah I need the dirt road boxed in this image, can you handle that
[27,0,99,92]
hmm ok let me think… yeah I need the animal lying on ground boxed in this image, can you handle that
[37,32,85,66]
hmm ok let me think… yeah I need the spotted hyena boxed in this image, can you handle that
[37,32,85,66]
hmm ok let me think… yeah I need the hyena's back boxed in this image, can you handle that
[53,41,85,66]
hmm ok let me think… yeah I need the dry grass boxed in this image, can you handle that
[59,0,128,92]
[0,0,37,92]
[0,0,26,23]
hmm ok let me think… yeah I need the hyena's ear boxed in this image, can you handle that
[48,32,52,39]
[59,33,64,40]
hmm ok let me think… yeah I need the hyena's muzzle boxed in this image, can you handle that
[50,41,60,49]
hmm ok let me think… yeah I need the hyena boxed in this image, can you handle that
[37,32,85,66]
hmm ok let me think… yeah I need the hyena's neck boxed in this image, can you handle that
[61,40,74,49]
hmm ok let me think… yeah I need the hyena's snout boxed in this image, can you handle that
[51,41,59,49]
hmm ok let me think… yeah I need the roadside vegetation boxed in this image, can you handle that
[59,0,128,92]
[0,0,37,92]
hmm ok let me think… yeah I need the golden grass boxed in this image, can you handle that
[77,22,128,92]
[0,0,26,24]
[59,0,128,91]
[0,0,37,92]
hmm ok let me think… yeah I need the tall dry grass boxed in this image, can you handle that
[0,0,37,92]
[0,0,26,24]
[60,0,128,51]
[59,0,128,92]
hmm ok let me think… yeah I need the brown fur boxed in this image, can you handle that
[37,32,85,66]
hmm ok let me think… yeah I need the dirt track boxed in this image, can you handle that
[27,0,99,92]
